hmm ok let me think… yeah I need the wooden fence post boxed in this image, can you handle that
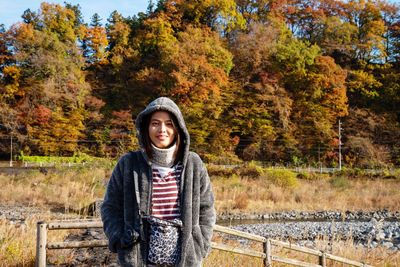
[35,221,47,267]
[319,251,326,267]
[264,239,272,267]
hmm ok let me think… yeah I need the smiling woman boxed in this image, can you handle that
[101,97,216,267]
[148,111,177,149]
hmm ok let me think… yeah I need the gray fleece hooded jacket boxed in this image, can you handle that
[101,97,216,267]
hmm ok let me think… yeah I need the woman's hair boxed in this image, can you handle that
[141,111,184,163]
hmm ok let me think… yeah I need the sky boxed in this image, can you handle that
[0,0,150,28]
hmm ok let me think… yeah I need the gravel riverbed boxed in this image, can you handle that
[219,209,400,222]
[233,219,400,251]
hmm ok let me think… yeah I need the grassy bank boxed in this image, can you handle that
[209,164,400,214]
[0,167,107,211]
[0,164,399,266]
[1,164,399,214]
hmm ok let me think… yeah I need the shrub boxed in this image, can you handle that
[206,164,237,178]
[392,169,400,180]
[345,136,390,168]
[296,172,321,180]
[234,161,263,179]
[264,169,298,188]
[296,172,308,180]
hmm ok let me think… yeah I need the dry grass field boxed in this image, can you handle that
[204,236,400,266]
[209,164,400,214]
[213,174,400,214]
[0,165,399,266]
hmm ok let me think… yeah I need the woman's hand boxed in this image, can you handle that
[119,229,140,249]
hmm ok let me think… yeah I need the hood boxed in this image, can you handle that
[135,97,190,164]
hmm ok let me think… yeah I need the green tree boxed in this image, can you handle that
[21,9,39,26]
[0,24,13,72]
[274,31,348,161]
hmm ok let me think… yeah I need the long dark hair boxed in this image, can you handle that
[142,111,184,164]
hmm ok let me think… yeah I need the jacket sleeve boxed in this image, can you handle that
[101,158,125,253]
[198,162,216,257]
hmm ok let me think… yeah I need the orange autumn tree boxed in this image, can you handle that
[160,26,234,156]
[123,0,242,158]
[229,22,295,162]
[2,0,400,166]
[229,19,348,163]
[82,13,109,64]
[8,3,90,155]
[108,110,137,156]
[275,35,348,162]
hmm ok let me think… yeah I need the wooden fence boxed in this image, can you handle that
[36,220,373,267]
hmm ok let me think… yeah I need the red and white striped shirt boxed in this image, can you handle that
[151,164,182,220]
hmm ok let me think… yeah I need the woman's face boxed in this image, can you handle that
[148,111,176,148]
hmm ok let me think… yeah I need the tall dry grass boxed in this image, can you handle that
[2,165,399,214]
[212,170,400,214]
[204,235,400,266]
[0,216,75,267]
[0,167,107,266]
[0,167,107,211]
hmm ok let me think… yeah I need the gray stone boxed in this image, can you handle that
[376,232,385,241]
[382,242,394,249]
[370,241,378,248]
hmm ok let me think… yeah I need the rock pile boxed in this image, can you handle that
[233,218,400,251]
[219,209,400,222]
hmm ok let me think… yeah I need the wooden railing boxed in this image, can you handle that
[35,220,373,267]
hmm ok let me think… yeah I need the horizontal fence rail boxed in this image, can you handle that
[36,220,373,267]
[213,224,267,243]
[47,220,103,229]
[211,242,267,259]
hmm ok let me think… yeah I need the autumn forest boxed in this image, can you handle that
[1,0,400,168]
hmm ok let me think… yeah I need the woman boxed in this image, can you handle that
[101,97,216,267]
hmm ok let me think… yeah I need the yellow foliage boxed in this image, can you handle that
[40,2,77,42]
[2,65,20,81]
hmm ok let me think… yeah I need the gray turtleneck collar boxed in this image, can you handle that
[151,143,177,167]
